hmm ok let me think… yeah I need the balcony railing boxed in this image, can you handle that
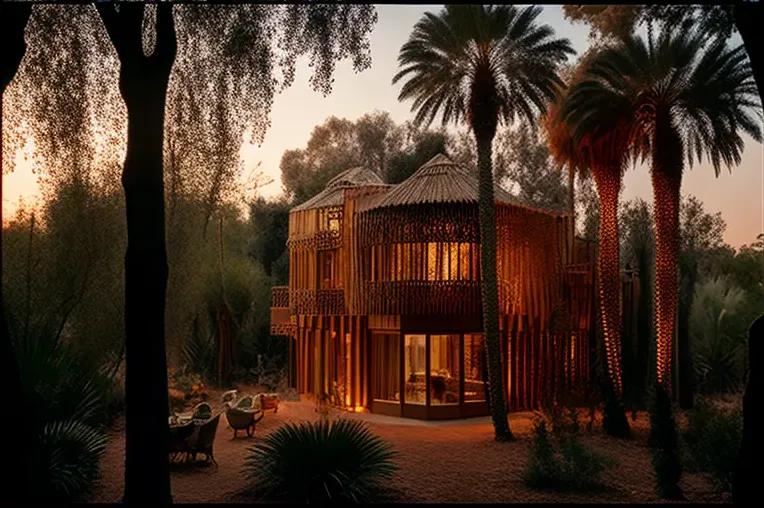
[289,288,346,316]
[363,280,481,316]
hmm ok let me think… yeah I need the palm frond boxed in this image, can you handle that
[392,5,574,132]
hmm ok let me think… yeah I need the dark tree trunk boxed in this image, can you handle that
[635,245,652,404]
[734,6,764,105]
[677,252,696,410]
[592,167,630,438]
[651,115,683,393]
[474,131,513,441]
[96,3,177,503]
[0,4,33,502]
[733,313,764,505]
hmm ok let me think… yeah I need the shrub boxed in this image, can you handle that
[648,384,683,499]
[682,399,742,493]
[690,277,748,394]
[14,323,109,502]
[245,419,398,503]
[524,407,615,491]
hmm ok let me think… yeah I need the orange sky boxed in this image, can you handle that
[3,5,763,248]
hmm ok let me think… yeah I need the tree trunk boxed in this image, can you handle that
[732,313,764,505]
[651,116,683,392]
[475,134,513,441]
[568,165,575,264]
[0,5,33,501]
[635,245,652,404]
[96,3,177,503]
[677,253,695,410]
[592,167,630,438]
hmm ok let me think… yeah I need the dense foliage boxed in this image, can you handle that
[525,406,615,491]
[683,398,743,493]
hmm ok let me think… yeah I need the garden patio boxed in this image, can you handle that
[92,385,728,504]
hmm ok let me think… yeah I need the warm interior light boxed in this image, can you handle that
[353,405,365,413]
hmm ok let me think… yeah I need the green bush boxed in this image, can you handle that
[13,322,109,502]
[682,399,742,493]
[690,277,748,394]
[648,384,683,499]
[524,407,615,492]
[245,418,398,503]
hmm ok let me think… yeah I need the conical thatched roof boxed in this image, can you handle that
[372,154,516,209]
[292,166,387,212]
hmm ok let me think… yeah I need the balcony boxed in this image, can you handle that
[289,288,346,316]
[270,286,294,336]
[363,280,481,316]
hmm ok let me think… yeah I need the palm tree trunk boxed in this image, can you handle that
[475,134,513,441]
[651,117,683,392]
[677,252,696,410]
[593,167,630,438]
[568,165,575,264]
[96,4,176,503]
[0,5,33,501]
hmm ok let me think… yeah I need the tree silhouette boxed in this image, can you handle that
[0,3,34,502]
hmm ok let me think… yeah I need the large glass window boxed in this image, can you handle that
[464,334,487,402]
[430,335,460,405]
[404,335,426,405]
[372,333,400,402]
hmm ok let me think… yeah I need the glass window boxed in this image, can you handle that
[404,335,426,405]
[464,334,487,402]
[372,333,400,402]
[430,335,460,405]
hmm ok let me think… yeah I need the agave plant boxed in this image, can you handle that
[245,419,398,503]
[12,318,109,502]
[690,277,748,394]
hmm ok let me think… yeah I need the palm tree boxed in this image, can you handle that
[563,29,762,392]
[393,5,573,440]
[544,56,631,438]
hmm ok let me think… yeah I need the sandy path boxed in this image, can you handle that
[92,397,726,504]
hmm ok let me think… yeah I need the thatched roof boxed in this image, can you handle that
[371,154,516,209]
[291,166,386,212]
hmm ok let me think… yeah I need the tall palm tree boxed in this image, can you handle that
[393,5,573,440]
[563,29,762,392]
[544,59,631,438]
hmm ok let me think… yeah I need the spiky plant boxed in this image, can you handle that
[393,4,574,441]
[12,319,109,502]
[690,277,748,394]
[244,419,397,503]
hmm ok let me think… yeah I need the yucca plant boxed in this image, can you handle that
[245,419,398,503]
[12,318,109,502]
[181,314,217,381]
[690,277,748,394]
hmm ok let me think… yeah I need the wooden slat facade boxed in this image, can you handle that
[269,174,624,418]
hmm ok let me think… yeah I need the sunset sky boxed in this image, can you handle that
[3,5,762,248]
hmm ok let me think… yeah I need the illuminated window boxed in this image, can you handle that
[464,334,486,402]
[460,243,471,280]
[404,335,426,405]
[430,334,460,405]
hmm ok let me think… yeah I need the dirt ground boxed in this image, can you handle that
[92,386,728,504]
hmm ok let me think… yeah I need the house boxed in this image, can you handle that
[270,154,597,420]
